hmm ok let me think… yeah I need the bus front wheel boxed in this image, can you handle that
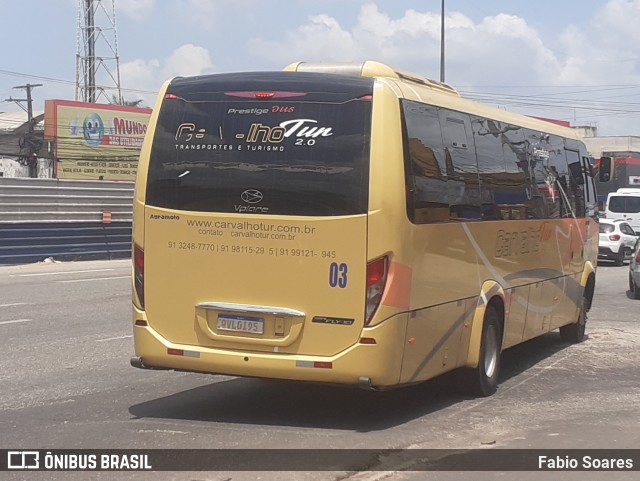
[464,305,502,397]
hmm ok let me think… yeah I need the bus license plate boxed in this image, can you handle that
[217,314,264,334]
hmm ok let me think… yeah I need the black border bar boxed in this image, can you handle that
[1,449,638,472]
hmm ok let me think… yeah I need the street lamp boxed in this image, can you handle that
[440,0,445,83]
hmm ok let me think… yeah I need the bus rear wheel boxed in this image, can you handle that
[559,295,587,343]
[464,305,502,397]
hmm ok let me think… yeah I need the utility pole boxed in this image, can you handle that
[5,84,44,177]
[6,83,42,133]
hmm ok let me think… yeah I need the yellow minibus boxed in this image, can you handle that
[131,61,598,396]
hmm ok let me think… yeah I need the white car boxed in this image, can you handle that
[604,188,640,234]
[598,219,639,266]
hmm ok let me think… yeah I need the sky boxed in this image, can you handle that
[2,0,640,136]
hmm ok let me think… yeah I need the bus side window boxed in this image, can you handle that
[401,100,450,223]
[472,116,531,220]
[566,150,585,218]
[440,111,481,219]
[581,156,598,218]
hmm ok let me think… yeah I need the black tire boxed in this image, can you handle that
[464,305,502,397]
[614,249,625,266]
[559,295,587,343]
[630,274,640,300]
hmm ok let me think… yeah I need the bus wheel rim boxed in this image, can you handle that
[484,324,498,378]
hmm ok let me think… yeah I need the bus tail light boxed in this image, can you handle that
[365,256,388,326]
[134,244,145,309]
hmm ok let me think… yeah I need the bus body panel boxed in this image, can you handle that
[133,303,408,387]
[143,208,368,356]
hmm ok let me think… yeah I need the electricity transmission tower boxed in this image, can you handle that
[75,0,122,104]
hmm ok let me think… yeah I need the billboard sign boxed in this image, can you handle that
[44,100,152,181]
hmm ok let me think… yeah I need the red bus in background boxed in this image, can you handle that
[594,154,640,207]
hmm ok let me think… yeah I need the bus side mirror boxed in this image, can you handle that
[599,156,613,182]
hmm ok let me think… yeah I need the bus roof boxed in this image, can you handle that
[284,60,583,142]
[284,60,459,96]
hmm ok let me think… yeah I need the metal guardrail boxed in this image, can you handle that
[0,178,134,264]
[0,177,134,223]
[0,222,133,264]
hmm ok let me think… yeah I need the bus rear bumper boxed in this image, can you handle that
[131,311,408,389]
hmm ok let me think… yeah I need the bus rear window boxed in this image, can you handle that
[146,83,372,216]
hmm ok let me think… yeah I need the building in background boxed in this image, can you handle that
[580,130,640,202]
[44,100,152,181]
[0,111,46,178]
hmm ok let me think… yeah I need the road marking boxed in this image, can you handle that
[0,303,27,308]
[14,269,116,277]
[96,334,133,342]
[138,429,189,435]
[0,319,33,325]
[59,276,130,283]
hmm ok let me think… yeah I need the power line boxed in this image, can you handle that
[0,68,156,95]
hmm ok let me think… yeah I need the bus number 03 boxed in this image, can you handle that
[329,262,348,288]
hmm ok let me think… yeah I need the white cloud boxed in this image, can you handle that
[594,0,640,44]
[172,0,256,31]
[559,0,640,82]
[116,0,640,134]
[162,44,215,78]
[119,44,215,106]
[242,1,640,133]
[247,4,557,85]
[117,0,155,21]
[248,13,357,64]
[174,0,217,31]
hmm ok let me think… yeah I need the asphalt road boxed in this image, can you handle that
[0,258,638,481]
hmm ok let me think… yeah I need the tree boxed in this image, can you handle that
[110,94,145,108]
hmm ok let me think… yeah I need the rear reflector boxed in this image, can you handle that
[314,361,333,369]
[359,337,377,344]
[296,361,333,369]
[167,348,200,358]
